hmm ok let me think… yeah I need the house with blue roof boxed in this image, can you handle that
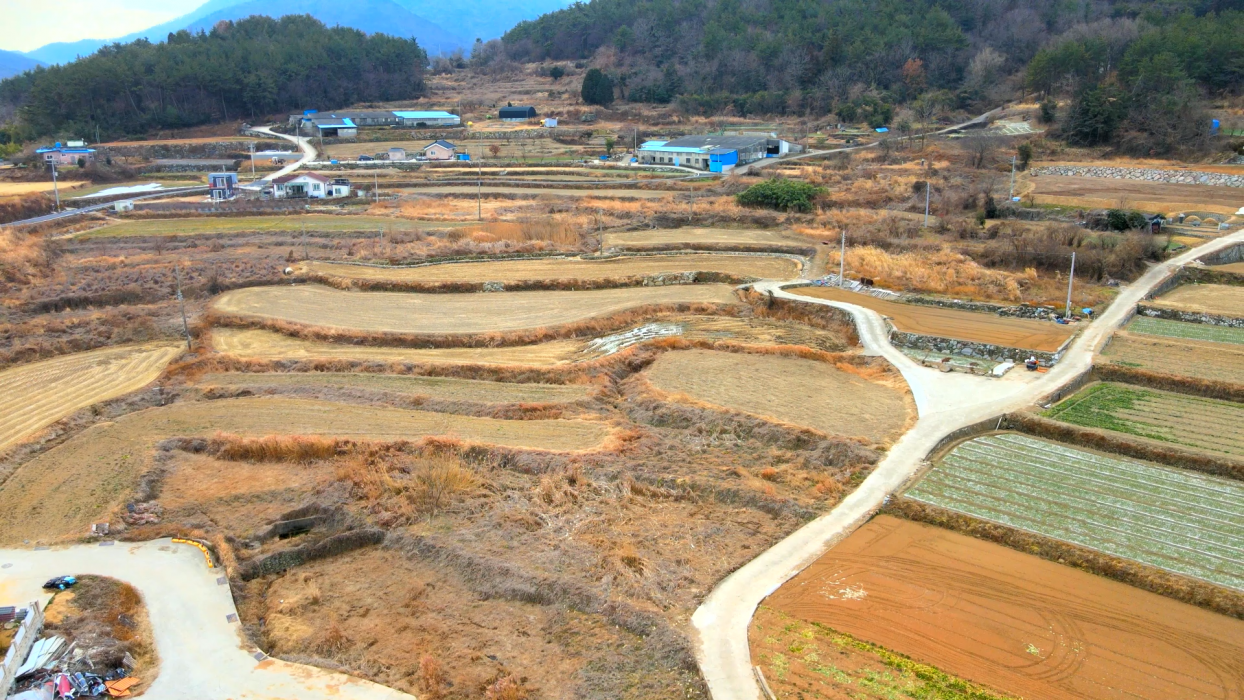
[36,142,96,166]
[290,109,461,132]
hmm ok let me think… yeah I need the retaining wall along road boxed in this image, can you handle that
[1032,166,1244,188]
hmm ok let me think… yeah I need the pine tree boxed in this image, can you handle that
[581,69,614,106]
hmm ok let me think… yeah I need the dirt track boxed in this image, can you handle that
[0,343,181,452]
[0,396,610,545]
[645,350,910,444]
[792,286,1075,351]
[1030,174,1244,214]
[1151,283,1244,318]
[766,516,1244,700]
[303,254,800,284]
[212,283,739,335]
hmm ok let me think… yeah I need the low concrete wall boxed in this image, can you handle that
[0,600,43,695]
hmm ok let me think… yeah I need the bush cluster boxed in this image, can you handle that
[735,178,825,213]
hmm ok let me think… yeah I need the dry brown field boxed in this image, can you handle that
[400,185,674,198]
[302,253,800,284]
[1211,261,1244,275]
[198,372,594,403]
[210,328,582,364]
[0,182,87,196]
[0,396,610,545]
[764,515,1244,700]
[792,286,1075,351]
[1151,283,1244,318]
[603,227,816,248]
[1028,175,1244,215]
[0,343,181,452]
[645,350,910,444]
[1101,332,1244,384]
[211,283,739,335]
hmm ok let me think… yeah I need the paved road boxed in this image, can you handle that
[247,126,317,182]
[7,186,208,227]
[691,229,1244,700]
[0,539,413,700]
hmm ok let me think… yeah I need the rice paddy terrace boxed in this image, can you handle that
[907,433,1243,590]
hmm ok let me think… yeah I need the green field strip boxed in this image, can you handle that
[1046,383,1244,456]
[1128,317,1244,345]
[908,434,1244,590]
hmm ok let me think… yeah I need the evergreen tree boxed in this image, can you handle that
[581,68,614,106]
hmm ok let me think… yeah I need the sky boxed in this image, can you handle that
[3,0,208,52]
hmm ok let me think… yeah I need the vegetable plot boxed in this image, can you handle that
[908,433,1244,590]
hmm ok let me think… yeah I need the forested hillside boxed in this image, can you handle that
[0,16,427,139]
[502,0,1242,121]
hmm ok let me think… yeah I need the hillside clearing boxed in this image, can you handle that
[211,283,740,335]
[644,349,910,444]
[0,343,181,452]
[302,253,800,284]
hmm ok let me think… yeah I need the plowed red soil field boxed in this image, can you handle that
[765,516,1244,700]
[791,287,1075,351]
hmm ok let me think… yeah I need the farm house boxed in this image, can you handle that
[271,173,350,199]
[421,140,457,161]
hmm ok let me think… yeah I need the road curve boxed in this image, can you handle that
[691,229,1244,700]
[0,539,412,700]
[247,126,317,181]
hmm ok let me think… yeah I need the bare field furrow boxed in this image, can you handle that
[0,344,182,452]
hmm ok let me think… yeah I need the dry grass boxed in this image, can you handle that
[337,449,478,521]
[210,432,342,463]
[1150,284,1244,318]
[1102,332,1244,385]
[196,371,595,403]
[211,327,584,365]
[642,349,911,446]
[830,245,1031,301]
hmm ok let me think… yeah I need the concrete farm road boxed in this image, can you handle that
[0,539,413,700]
[693,228,1244,700]
[248,125,317,181]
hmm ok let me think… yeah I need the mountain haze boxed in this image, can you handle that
[0,50,44,80]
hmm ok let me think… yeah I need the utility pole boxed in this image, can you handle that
[1064,251,1077,320]
[50,162,60,212]
[1009,155,1016,200]
[249,141,256,179]
[839,229,846,287]
[174,265,191,351]
[476,161,482,221]
[923,181,931,227]
[374,171,379,204]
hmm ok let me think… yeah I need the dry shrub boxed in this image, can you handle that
[0,225,56,286]
[337,449,478,520]
[458,219,579,246]
[418,654,447,698]
[759,467,779,481]
[314,620,350,656]
[210,432,341,463]
[485,675,528,700]
[829,245,1030,301]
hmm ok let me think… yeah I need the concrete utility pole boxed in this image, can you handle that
[50,162,60,212]
[1009,155,1016,200]
[249,142,256,179]
[923,181,931,227]
[1064,251,1077,320]
[477,162,482,221]
[839,230,846,286]
[174,266,191,351]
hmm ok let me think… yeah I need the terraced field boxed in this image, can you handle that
[1127,316,1244,344]
[302,253,801,284]
[0,343,182,452]
[211,284,739,335]
[792,286,1075,352]
[403,185,673,198]
[198,372,595,403]
[212,328,582,364]
[80,215,446,238]
[602,227,815,249]
[907,433,1244,589]
[644,349,910,444]
[1102,332,1244,383]
[1046,383,1244,457]
[1150,283,1244,318]
[0,396,611,544]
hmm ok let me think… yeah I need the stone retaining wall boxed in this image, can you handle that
[1137,304,1244,327]
[1032,165,1244,188]
[890,330,1061,364]
[902,295,1056,319]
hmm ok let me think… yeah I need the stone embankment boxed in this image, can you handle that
[1033,165,1244,188]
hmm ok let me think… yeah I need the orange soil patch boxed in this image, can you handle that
[302,253,799,283]
[1151,283,1244,318]
[766,515,1244,700]
[791,286,1074,352]
[1029,175,1244,215]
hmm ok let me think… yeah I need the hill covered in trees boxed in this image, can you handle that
[501,0,1243,143]
[0,16,427,140]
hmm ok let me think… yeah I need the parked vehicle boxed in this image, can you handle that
[42,576,77,590]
